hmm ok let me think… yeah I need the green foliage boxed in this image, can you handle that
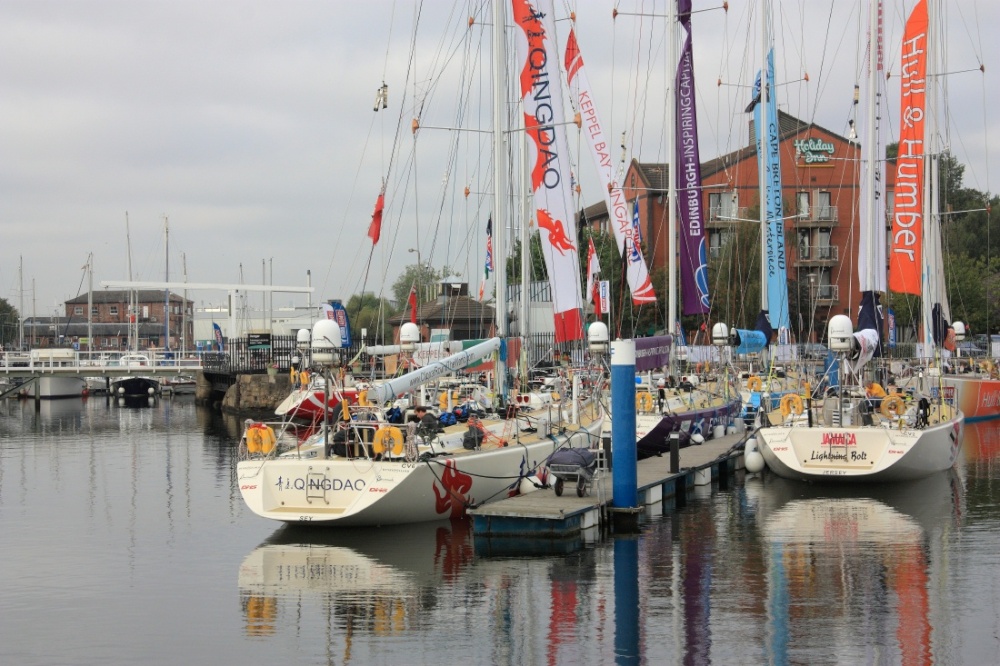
[345,292,394,344]
[391,263,448,308]
[506,234,548,284]
[0,298,20,347]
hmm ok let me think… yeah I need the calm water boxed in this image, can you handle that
[2,396,1000,665]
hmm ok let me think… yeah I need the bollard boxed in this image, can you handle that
[610,340,637,511]
[670,432,680,473]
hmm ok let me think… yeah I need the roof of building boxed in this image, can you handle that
[64,290,189,305]
[389,295,495,326]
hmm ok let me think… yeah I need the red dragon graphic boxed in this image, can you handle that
[537,209,577,255]
[433,460,474,519]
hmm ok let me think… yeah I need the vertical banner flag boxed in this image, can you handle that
[888,0,927,295]
[750,48,790,333]
[368,191,385,245]
[586,237,601,308]
[564,28,656,305]
[512,0,584,343]
[329,301,352,347]
[212,322,224,351]
[675,0,710,315]
[598,280,609,316]
[484,217,494,277]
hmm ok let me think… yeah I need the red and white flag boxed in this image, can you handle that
[565,27,655,305]
[586,238,601,308]
[511,0,583,343]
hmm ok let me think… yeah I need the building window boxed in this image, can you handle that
[708,190,738,220]
[91,306,99,318]
[109,305,119,316]
[797,191,810,218]
[816,191,833,220]
[798,230,810,258]
[74,306,83,316]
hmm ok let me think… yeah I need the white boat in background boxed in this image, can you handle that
[30,349,85,399]
[162,375,196,395]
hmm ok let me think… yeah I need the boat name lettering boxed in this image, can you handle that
[274,476,366,492]
[982,391,1000,408]
[820,432,857,446]
[401,463,420,469]
[809,449,868,462]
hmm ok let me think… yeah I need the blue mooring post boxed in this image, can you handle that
[611,339,638,516]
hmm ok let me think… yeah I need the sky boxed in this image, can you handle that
[1,0,996,321]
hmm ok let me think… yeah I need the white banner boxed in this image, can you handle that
[565,27,656,305]
[511,0,583,343]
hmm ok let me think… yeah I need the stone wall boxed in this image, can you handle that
[221,373,292,414]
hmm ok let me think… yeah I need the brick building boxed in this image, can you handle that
[583,111,891,340]
[47,289,195,351]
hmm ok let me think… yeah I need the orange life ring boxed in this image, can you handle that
[779,393,804,417]
[880,395,906,418]
[746,375,763,391]
[635,392,654,412]
[373,426,404,456]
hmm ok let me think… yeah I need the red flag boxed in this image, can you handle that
[408,284,417,324]
[368,192,385,245]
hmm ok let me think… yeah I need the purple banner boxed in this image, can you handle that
[635,336,674,372]
[675,0,710,315]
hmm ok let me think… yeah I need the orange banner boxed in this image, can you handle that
[888,0,928,295]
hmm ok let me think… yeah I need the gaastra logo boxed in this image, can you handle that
[821,431,857,446]
[794,138,835,164]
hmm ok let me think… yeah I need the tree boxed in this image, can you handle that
[345,292,394,345]
[391,263,447,309]
[506,234,548,284]
[0,298,20,348]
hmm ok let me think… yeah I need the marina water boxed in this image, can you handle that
[2,396,1000,664]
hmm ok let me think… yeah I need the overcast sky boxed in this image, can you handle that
[1,0,995,321]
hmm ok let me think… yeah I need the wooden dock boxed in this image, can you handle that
[469,432,748,538]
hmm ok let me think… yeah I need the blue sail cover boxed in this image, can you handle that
[857,291,883,358]
[730,329,768,355]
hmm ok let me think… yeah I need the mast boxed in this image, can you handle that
[757,0,770,323]
[492,0,507,399]
[666,0,678,357]
[18,256,24,350]
[921,0,938,352]
[87,253,93,354]
[164,216,169,351]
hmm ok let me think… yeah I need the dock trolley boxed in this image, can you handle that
[549,447,599,497]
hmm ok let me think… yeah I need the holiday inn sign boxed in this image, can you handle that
[794,137,836,165]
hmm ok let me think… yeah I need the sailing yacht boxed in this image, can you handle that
[754,0,963,482]
[236,0,604,527]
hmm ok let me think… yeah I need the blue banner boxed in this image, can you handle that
[329,301,352,347]
[751,49,789,332]
[212,322,224,351]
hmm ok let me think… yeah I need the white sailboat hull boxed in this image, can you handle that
[237,408,603,526]
[756,416,963,482]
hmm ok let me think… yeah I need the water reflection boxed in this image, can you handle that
[745,469,963,664]
[238,521,475,641]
